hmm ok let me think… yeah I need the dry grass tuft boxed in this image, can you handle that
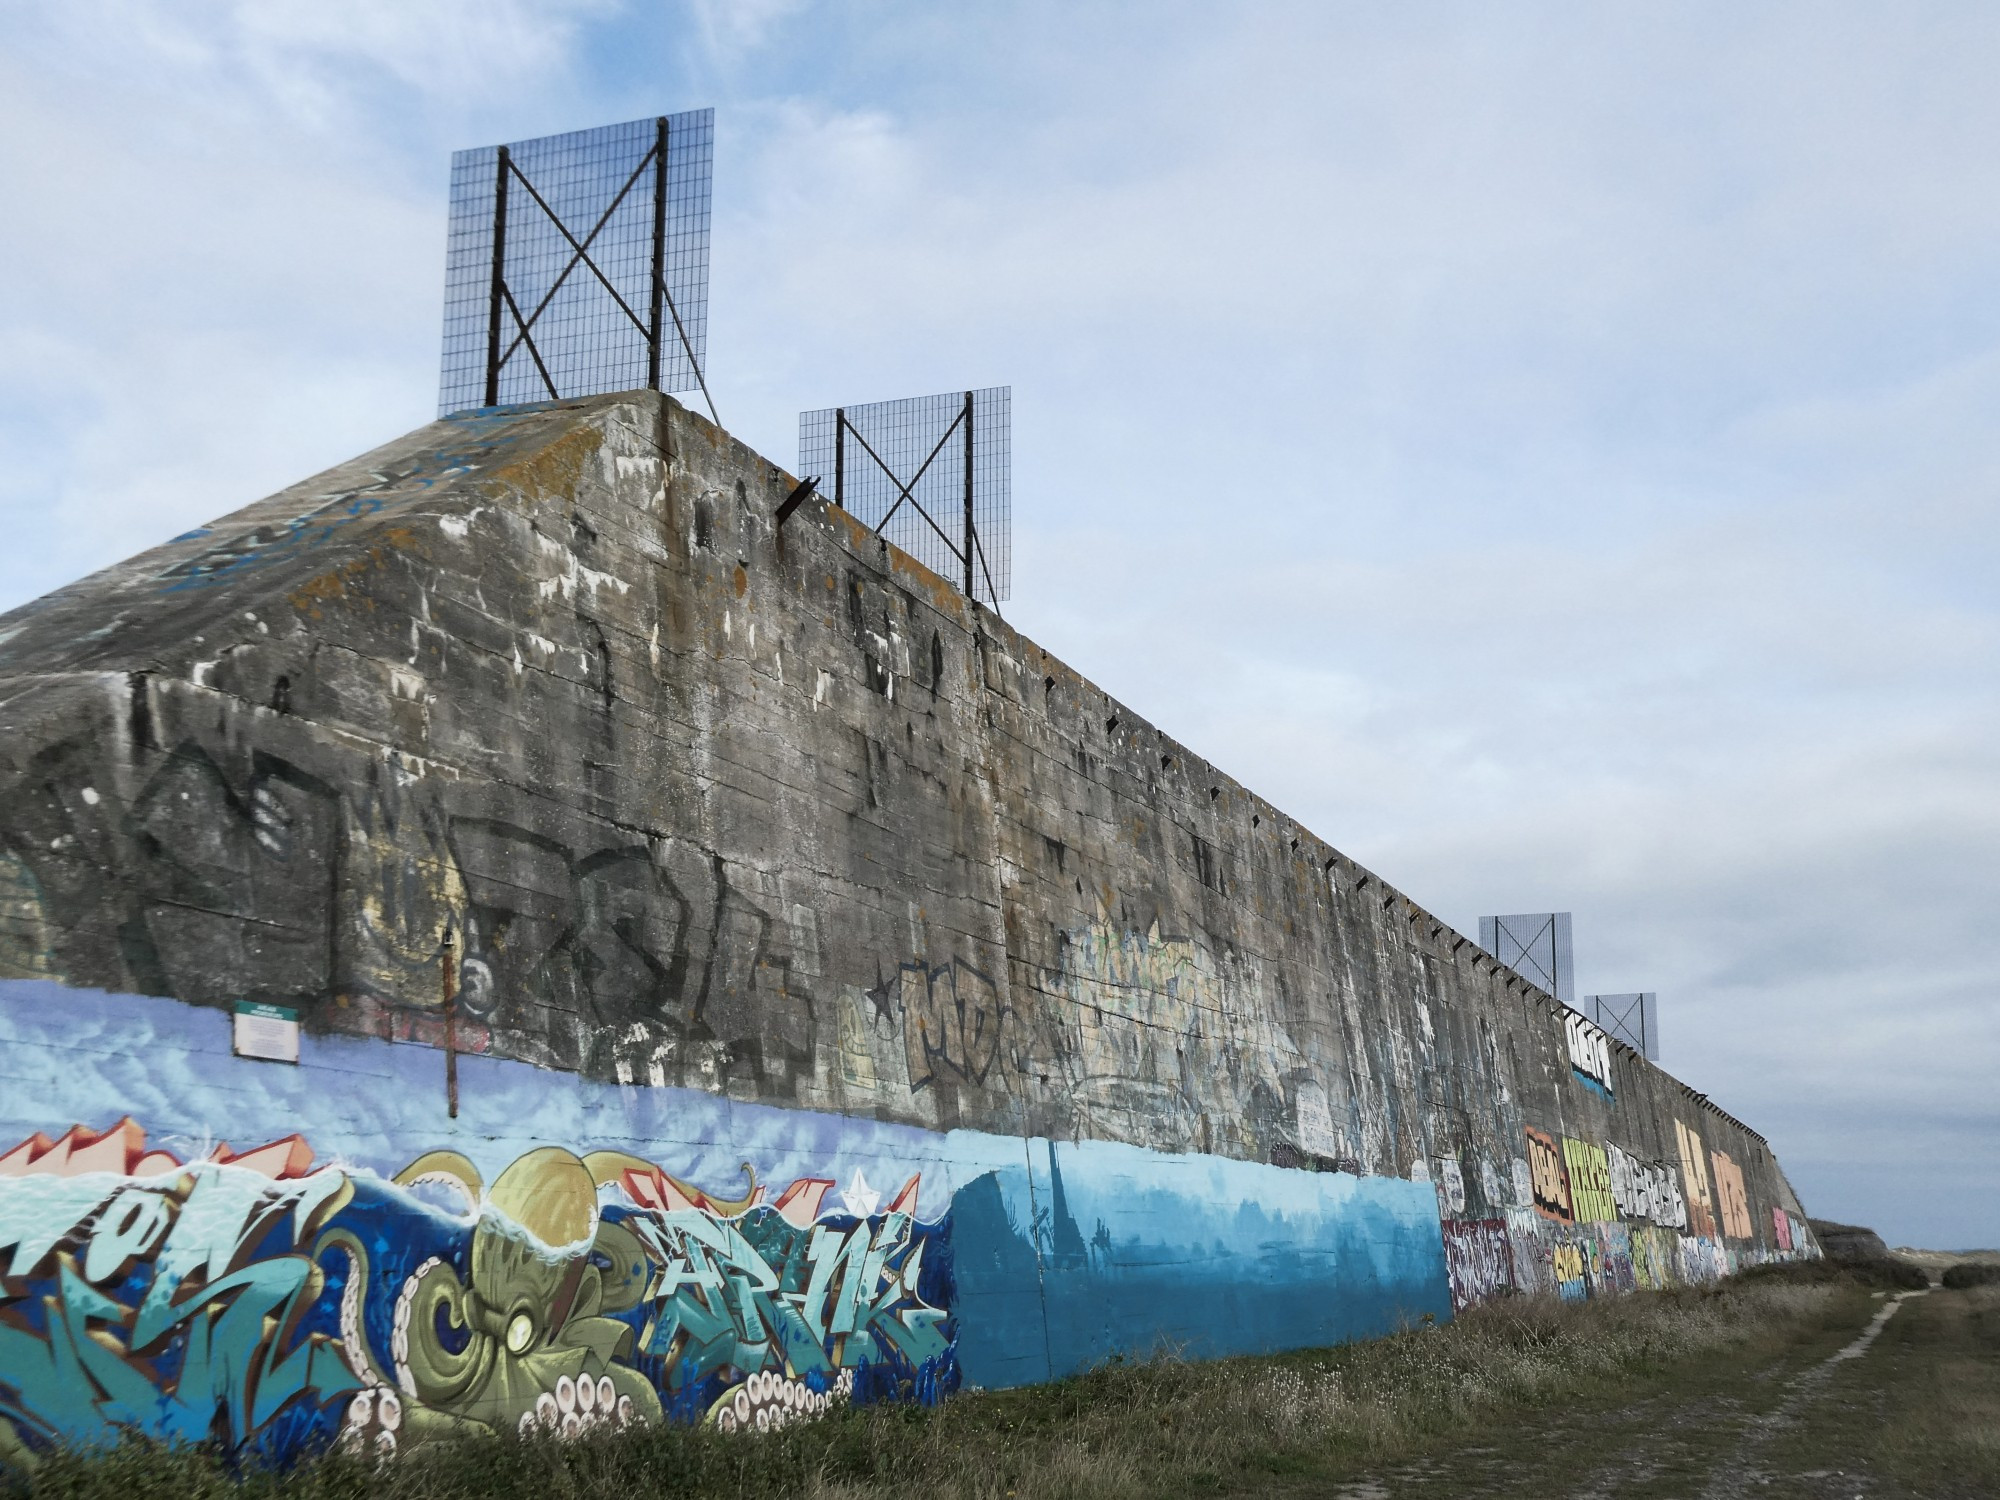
[8,1275,1856,1500]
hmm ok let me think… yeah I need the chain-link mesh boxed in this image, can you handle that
[439,111,712,416]
[798,387,1010,604]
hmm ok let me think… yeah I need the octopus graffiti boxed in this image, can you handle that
[0,1120,953,1473]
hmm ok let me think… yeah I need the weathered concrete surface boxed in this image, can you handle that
[1811,1219,1893,1261]
[0,390,1827,1462]
[0,392,1804,1217]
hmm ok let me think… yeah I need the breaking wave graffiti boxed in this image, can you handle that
[0,1120,953,1473]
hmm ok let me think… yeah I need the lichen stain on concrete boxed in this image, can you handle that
[499,423,606,505]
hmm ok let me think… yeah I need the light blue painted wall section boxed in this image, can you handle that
[0,981,1453,1411]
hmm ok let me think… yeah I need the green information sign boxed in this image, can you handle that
[232,1001,300,1064]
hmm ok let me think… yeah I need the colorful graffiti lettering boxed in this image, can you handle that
[1439,1219,1514,1311]
[1550,1241,1589,1300]
[1627,1224,1680,1289]
[0,1121,358,1469]
[1525,1128,1572,1221]
[1675,1119,1717,1240]
[1561,1138,1617,1224]
[1589,1224,1637,1295]
[1677,1234,1729,1284]
[1607,1143,1687,1229]
[1563,1010,1613,1093]
[0,1122,954,1472]
[1710,1151,1753,1240]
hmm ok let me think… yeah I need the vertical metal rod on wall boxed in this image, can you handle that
[441,927,459,1119]
[483,148,511,408]
[834,409,846,509]
[647,116,669,390]
[962,390,976,599]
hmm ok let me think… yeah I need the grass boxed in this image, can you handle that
[1759,1281,2000,1499]
[11,1272,1867,1500]
[1739,1250,1931,1291]
[1942,1260,2000,1290]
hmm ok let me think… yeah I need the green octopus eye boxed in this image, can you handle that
[505,1313,536,1354]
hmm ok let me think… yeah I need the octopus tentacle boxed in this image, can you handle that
[314,1228,396,1390]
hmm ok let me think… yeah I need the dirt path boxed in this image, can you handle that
[1316,1286,2000,1500]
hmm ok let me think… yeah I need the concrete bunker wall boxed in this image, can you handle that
[0,392,1814,1466]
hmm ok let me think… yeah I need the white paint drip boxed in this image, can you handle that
[532,530,631,603]
[437,507,484,540]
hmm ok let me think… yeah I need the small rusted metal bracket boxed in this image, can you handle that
[775,476,820,528]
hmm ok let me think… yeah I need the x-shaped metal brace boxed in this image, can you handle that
[482,117,717,423]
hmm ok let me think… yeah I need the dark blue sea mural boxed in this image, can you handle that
[0,1121,955,1469]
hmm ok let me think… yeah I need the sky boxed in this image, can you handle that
[0,1,1994,1248]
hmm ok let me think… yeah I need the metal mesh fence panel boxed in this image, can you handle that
[799,387,1011,604]
[1479,912,1575,1007]
[439,110,712,416]
[1588,993,1659,1060]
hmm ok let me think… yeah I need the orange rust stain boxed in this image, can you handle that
[286,531,418,617]
[888,550,964,617]
[733,564,747,597]
[292,572,348,606]
[830,506,877,551]
[497,424,604,502]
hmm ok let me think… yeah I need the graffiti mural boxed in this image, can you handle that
[1439,1218,1515,1311]
[1525,1127,1572,1221]
[0,1121,356,1471]
[1710,1150,1754,1240]
[1550,1240,1589,1301]
[1036,918,1303,1154]
[1563,1010,1613,1094]
[1627,1225,1680,1289]
[0,1120,954,1472]
[1675,1119,1717,1240]
[1607,1143,1687,1230]
[1561,1138,1616,1224]
[1588,1223,1637,1296]
[1676,1234,1729,1284]
[871,957,1013,1094]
